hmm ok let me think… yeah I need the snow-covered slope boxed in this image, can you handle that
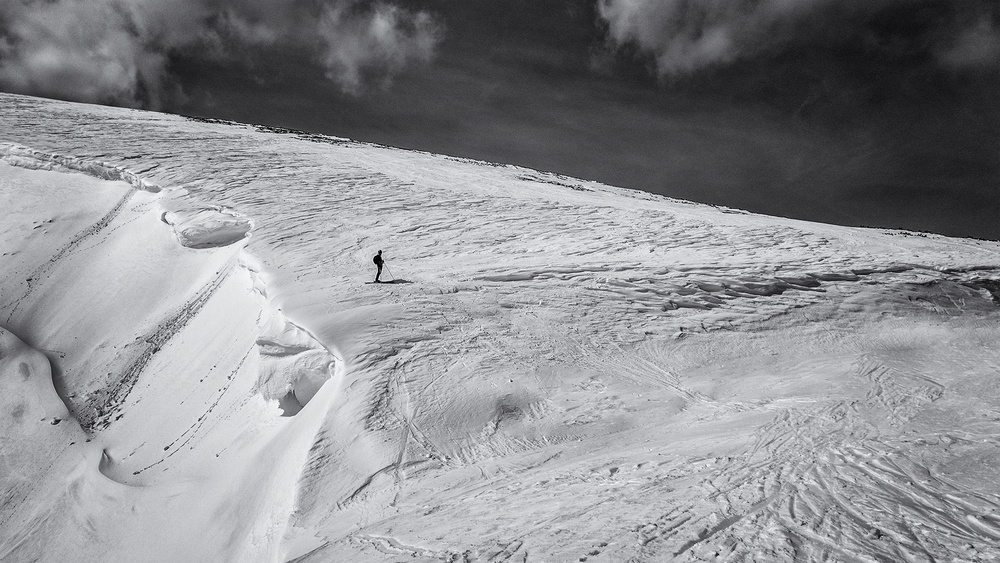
[2,92,1000,562]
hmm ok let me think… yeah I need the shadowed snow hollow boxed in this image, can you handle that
[160,205,253,249]
[3,93,1000,562]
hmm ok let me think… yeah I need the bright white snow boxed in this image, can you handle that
[2,92,1000,562]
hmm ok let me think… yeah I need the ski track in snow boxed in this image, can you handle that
[3,93,1000,561]
[633,358,983,562]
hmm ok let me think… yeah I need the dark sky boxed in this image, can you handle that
[2,0,999,239]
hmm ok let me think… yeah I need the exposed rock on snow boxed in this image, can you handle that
[3,93,1000,562]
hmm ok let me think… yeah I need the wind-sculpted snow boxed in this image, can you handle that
[3,92,1000,561]
[0,140,338,560]
[0,327,68,426]
[161,205,253,249]
[1,141,162,193]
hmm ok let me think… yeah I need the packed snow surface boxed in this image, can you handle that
[3,93,1000,562]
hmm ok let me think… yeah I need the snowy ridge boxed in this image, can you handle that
[3,93,1000,561]
[1,141,162,193]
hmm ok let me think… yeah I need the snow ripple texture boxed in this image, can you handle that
[3,93,1000,562]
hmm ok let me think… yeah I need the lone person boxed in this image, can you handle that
[373,250,385,283]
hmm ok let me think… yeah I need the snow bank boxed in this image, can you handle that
[0,327,70,427]
[0,149,339,561]
[160,203,253,249]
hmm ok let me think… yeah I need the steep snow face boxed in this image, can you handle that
[2,92,1000,562]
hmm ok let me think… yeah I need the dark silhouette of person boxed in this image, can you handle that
[373,250,384,282]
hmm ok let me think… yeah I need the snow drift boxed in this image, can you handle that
[2,92,1000,561]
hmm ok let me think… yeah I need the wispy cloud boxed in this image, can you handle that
[936,14,1000,69]
[317,2,442,95]
[597,0,1000,77]
[0,0,443,108]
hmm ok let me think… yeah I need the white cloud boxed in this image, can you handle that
[597,0,832,76]
[0,0,168,107]
[597,0,1000,77]
[936,16,1000,70]
[317,1,442,95]
[0,0,443,108]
